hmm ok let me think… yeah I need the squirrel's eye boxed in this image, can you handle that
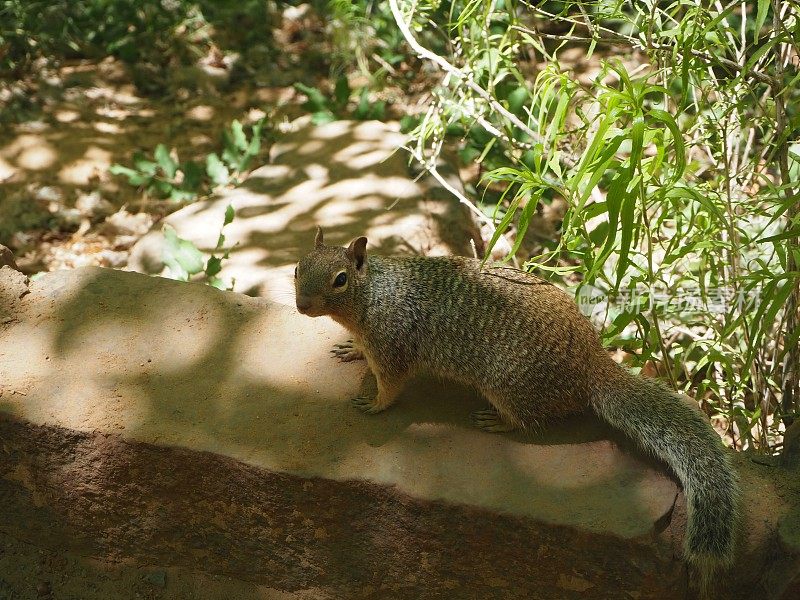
[294,266,298,279]
[333,271,347,287]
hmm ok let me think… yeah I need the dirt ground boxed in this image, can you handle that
[0,2,360,275]
[0,56,285,274]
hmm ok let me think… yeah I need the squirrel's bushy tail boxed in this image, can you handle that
[590,368,739,580]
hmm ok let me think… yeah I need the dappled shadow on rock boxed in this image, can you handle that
[0,415,686,600]
[0,267,680,541]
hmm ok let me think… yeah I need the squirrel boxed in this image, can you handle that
[295,227,739,585]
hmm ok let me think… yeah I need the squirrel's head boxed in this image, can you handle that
[294,227,368,318]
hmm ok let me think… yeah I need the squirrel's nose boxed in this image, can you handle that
[296,295,313,313]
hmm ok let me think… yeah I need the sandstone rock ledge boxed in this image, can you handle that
[0,266,798,599]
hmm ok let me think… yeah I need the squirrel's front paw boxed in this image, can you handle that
[331,339,365,362]
[351,396,387,414]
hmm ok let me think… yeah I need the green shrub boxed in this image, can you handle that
[163,204,236,290]
[386,0,800,453]
[0,0,205,76]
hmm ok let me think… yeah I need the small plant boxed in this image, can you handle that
[206,118,265,187]
[294,75,386,124]
[111,118,266,202]
[110,144,204,203]
[325,0,430,81]
[162,204,237,290]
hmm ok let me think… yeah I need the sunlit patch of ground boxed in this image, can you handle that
[0,57,289,274]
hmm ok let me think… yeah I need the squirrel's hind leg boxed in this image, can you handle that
[471,389,531,432]
[470,405,518,433]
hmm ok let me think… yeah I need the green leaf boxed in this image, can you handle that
[746,276,795,367]
[369,101,386,121]
[168,188,197,203]
[206,153,229,186]
[208,276,227,290]
[738,35,783,86]
[648,108,686,184]
[205,255,223,277]
[476,137,497,164]
[312,111,336,125]
[587,36,597,59]
[576,133,625,208]
[294,82,330,112]
[546,89,570,149]
[334,74,350,110]
[571,103,620,204]
[506,86,528,116]
[109,164,137,178]
[400,115,420,133]
[109,164,150,186]
[616,184,637,289]
[484,188,523,260]
[508,190,542,258]
[240,121,263,172]
[756,227,800,244]
[520,149,538,171]
[224,204,235,226]
[221,145,237,170]
[459,145,482,164]
[628,114,645,175]
[162,225,204,280]
[588,220,610,246]
[154,144,178,179]
[133,152,158,175]
[587,174,627,284]
[182,161,204,191]
[353,88,371,120]
[605,309,638,337]
[230,120,247,151]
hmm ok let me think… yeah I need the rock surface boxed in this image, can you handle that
[0,244,18,271]
[0,266,676,534]
[1,266,798,599]
[127,118,481,301]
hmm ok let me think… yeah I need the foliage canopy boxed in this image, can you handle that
[372,0,800,453]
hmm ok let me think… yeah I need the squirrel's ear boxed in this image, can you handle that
[347,236,368,271]
[314,226,324,248]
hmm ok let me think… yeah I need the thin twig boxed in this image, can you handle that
[512,9,779,87]
[388,0,544,145]
[371,53,397,76]
[400,142,517,260]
